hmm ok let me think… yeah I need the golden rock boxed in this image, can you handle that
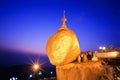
[46,15,80,65]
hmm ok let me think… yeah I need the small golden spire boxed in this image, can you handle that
[62,10,67,25]
[58,11,68,31]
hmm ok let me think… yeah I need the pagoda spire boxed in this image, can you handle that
[63,10,65,18]
[58,11,68,31]
[62,10,67,25]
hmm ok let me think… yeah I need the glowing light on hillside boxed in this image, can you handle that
[30,58,43,72]
[102,46,106,50]
[29,74,33,78]
[34,64,39,70]
[32,63,40,71]
[99,46,102,50]
[99,46,106,50]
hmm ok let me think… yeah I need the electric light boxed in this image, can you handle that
[29,74,33,78]
[34,64,39,69]
[30,59,43,73]
[102,46,106,50]
[99,46,106,52]
[38,71,42,75]
[50,71,53,74]
[99,46,102,50]
[32,63,40,71]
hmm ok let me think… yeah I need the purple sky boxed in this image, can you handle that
[0,0,120,67]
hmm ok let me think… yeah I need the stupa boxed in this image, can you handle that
[46,13,112,80]
[46,12,80,66]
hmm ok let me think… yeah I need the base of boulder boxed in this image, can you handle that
[56,61,113,80]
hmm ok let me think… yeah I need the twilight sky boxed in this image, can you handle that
[0,0,120,66]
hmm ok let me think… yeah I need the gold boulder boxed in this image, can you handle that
[46,16,80,65]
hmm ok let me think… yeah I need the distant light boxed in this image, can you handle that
[16,77,18,80]
[32,63,40,71]
[29,74,33,78]
[34,64,39,69]
[99,46,102,50]
[50,71,53,74]
[38,71,42,75]
[102,47,106,50]
[99,46,106,51]
[13,77,15,80]
[10,77,18,80]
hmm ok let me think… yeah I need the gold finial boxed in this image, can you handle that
[58,11,68,31]
[62,10,67,24]
[63,10,65,18]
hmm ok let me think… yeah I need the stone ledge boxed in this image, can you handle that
[56,61,112,80]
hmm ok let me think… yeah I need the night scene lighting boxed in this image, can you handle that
[0,0,120,80]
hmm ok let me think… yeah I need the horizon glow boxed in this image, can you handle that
[0,0,120,54]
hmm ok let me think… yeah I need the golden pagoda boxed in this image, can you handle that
[46,13,80,65]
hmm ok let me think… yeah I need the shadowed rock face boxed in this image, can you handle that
[56,61,113,80]
[46,16,80,66]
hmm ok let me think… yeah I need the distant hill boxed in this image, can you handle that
[0,64,56,80]
[0,48,50,68]
[0,48,56,80]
